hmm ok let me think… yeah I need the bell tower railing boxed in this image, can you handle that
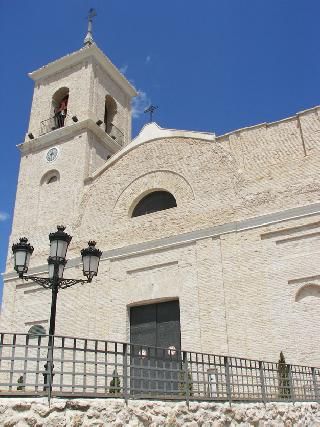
[39,115,124,146]
[105,122,124,146]
[40,114,70,136]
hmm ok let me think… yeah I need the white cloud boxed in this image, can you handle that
[131,90,151,119]
[0,211,9,222]
[145,55,151,64]
[120,64,128,74]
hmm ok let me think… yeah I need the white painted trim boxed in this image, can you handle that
[29,44,137,98]
[132,122,215,145]
[19,119,121,156]
[3,202,320,281]
[88,104,320,183]
[89,125,217,182]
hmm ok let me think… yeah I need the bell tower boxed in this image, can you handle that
[8,24,137,263]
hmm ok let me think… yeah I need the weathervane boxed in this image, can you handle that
[144,105,158,123]
[84,8,97,46]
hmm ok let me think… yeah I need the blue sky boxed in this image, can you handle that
[1,0,320,300]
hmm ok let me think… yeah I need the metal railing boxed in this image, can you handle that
[0,332,318,404]
[40,113,70,135]
[105,122,124,146]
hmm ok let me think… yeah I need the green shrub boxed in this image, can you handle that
[277,351,291,400]
[17,376,25,391]
[109,370,121,393]
[178,365,193,397]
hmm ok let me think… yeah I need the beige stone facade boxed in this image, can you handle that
[2,42,320,368]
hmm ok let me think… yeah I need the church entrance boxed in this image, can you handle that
[129,300,181,395]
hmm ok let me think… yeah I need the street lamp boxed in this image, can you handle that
[12,225,102,391]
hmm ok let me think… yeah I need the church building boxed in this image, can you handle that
[2,24,320,368]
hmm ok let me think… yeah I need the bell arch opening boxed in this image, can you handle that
[104,95,117,135]
[52,87,69,129]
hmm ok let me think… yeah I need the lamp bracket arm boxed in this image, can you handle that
[58,278,89,289]
[22,275,53,289]
[21,276,88,290]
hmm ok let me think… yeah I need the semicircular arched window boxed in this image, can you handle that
[27,325,46,339]
[295,284,320,302]
[132,191,177,218]
[47,175,58,184]
[40,170,60,185]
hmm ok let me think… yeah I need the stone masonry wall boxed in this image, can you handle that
[3,101,320,370]
[0,398,318,426]
[2,109,320,366]
[3,212,320,366]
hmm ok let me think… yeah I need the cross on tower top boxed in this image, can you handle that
[84,8,97,46]
[144,105,158,123]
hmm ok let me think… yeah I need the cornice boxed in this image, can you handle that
[4,202,320,281]
[19,119,122,156]
[216,105,320,140]
[28,44,137,98]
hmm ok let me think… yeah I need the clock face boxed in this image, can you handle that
[46,147,59,163]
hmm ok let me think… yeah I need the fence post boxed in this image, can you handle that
[312,367,319,403]
[183,351,190,407]
[123,344,128,405]
[287,365,295,403]
[224,356,232,406]
[47,336,54,404]
[259,361,266,403]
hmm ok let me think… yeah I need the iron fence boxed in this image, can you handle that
[0,332,318,404]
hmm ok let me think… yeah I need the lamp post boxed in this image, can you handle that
[12,225,102,392]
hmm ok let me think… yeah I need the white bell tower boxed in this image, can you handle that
[8,22,137,263]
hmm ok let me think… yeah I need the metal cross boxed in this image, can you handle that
[87,8,97,23]
[144,105,158,123]
[84,8,97,46]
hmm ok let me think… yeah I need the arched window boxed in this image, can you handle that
[47,175,58,184]
[295,284,320,302]
[52,87,69,129]
[104,95,117,136]
[40,170,60,185]
[27,325,46,339]
[132,191,177,217]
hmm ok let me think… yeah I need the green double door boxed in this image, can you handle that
[130,300,181,395]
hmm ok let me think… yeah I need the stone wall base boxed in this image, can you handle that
[0,398,319,426]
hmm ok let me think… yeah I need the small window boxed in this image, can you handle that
[47,175,58,184]
[27,324,46,339]
[40,170,60,186]
[295,284,320,302]
[132,191,177,218]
